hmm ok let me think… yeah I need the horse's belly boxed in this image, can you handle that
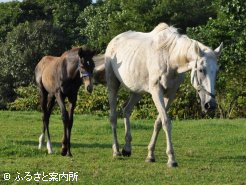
[112,60,149,93]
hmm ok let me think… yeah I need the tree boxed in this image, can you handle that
[50,0,92,45]
[79,0,216,51]
[0,1,20,42]
[0,20,69,108]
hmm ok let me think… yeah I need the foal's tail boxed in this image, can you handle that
[93,54,106,85]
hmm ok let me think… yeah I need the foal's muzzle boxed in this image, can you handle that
[86,84,93,94]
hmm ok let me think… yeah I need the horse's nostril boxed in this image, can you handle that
[205,101,217,111]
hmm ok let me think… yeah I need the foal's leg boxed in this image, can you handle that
[66,95,77,156]
[122,93,141,157]
[38,87,53,154]
[38,87,47,150]
[55,92,69,156]
[45,94,56,154]
[150,85,177,167]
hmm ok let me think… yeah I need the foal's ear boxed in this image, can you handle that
[78,47,96,58]
[214,42,223,58]
[78,48,84,58]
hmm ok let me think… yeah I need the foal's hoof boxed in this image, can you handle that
[145,157,155,163]
[167,161,178,168]
[66,153,73,157]
[122,149,131,157]
[61,148,67,156]
[113,151,122,158]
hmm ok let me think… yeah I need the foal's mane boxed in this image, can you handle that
[152,23,211,66]
[61,48,81,59]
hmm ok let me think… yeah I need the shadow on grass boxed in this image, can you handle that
[15,140,112,149]
[219,155,246,163]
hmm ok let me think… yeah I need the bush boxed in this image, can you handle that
[8,83,206,120]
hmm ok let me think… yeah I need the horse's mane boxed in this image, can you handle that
[152,23,211,65]
[61,48,81,59]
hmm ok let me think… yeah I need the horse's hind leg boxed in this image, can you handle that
[122,93,141,157]
[106,63,121,157]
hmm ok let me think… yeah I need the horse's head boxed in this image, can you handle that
[78,47,95,93]
[178,42,223,113]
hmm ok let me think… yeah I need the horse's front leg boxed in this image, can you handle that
[122,93,141,157]
[150,85,177,167]
[55,92,69,156]
[146,93,177,163]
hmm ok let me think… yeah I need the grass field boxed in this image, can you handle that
[0,111,245,185]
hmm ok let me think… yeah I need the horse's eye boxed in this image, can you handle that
[199,69,206,74]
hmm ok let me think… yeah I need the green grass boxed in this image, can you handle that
[0,111,245,185]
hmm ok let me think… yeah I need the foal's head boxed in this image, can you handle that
[78,47,95,93]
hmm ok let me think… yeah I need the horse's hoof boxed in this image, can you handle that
[61,148,67,156]
[145,157,155,163]
[167,161,178,168]
[122,149,131,157]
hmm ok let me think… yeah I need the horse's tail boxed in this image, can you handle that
[93,54,106,85]
[94,63,106,85]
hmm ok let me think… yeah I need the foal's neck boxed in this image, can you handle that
[66,57,80,79]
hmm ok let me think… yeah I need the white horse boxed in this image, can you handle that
[96,23,223,167]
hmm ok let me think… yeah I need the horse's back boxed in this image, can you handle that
[105,30,154,92]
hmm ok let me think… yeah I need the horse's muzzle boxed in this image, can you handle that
[204,99,217,112]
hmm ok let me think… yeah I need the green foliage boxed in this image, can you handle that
[0,0,245,118]
[8,84,204,120]
[79,0,216,51]
[0,20,68,108]
[50,0,91,46]
[0,20,68,86]
[0,1,20,42]
[8,84,40,111]
[187,0,246,118]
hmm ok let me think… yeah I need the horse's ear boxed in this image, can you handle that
[214,42,223,58]
[177,60,196,73]
[194,42,204,57]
